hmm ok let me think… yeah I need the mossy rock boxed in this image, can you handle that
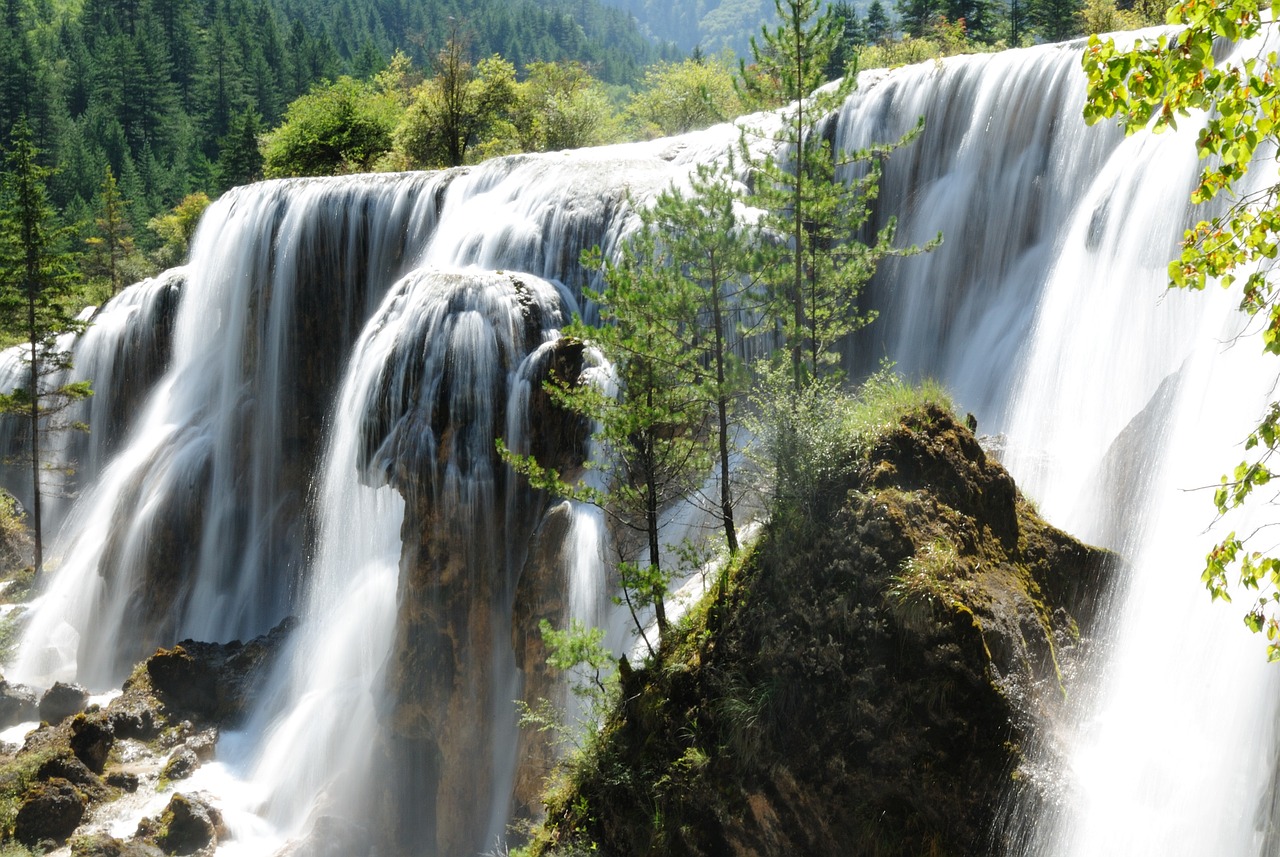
[13,776,85,846]
[151,792,224,855]
[69,712,115,774]
[529,405,1113,857]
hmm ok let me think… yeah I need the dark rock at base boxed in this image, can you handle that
[36,752,106,799]
[0,680,39,728]
[71,832,167,856]
[162,747,199,782]
[106,771,139,792]
[274,815,373,857]
[14,776,86,846]
[146,647,216,720]
[39,682,90,725]
[146,617,298,724]
[152,792,225,855]
[70,712,115,774]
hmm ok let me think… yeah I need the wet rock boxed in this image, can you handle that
[0,680,38,727]
[146,647,216,719]
[184,728,217,762]
[153,792,224,855]
[146,617,297,724]
[105,771,139,792]
[162,747,199,782]
[107,684,164,741]
[36,752,106,799]
[39,681,90,724]
[70,712,115,773]
[14,776,86,846]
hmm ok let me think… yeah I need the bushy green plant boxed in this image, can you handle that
[748,364,953,528]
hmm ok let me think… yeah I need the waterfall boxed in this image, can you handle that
[6,33,1279,856]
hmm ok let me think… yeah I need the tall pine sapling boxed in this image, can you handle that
[739,0,937,391]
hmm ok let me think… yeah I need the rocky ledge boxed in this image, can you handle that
[525,404,1113,857]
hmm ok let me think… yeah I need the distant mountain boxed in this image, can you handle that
[596,0,869,59]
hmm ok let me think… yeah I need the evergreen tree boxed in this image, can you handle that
[85,165,135,295]
[865,0,892,43]
[0,0,35,144]
[216,109,264,191]
[1028,0,1081,41]
[0,120,92,577]
[897,0,941,38]
[742,0,931,390]
[596,160,760,556]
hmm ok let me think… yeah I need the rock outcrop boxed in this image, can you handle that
[528,404,1113,857]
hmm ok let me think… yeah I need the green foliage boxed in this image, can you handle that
[0,748,58,841]
[83,165,141,298]
[0,490,29,577]
[146,191,210,269]
[1082,0,1280,657]
[392,35,519,169]
[626,55,741,138]
[262,76,400,177]
[513,61,623,152]
[216,109,265,192]
[748,364,953,526]
[856,16,999,70]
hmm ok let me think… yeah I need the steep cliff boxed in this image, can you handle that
[525,403,1112,857]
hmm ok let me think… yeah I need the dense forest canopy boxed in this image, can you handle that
[0,0,672,271]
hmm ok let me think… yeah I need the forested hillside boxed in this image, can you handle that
[0,0,669,277]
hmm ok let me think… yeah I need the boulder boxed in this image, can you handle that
[69,712,115,774]
[105,771,139,793]
[39,682,90,724]
[162,747,199,782]
[14,776,85,846]
[36,752,106,799]
[0,680,38,727]
[152,792,224,855]
[530,405,1115,857]
[145,617,297,724]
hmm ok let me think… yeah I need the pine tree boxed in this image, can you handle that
[0,120,92,577]
[215,109,263,191]
[596,160,760,557]
[741,0,934,390]
[865,0,892,43]
[85,165,135,295]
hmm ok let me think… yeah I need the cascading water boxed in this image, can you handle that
[6,31,1280,856]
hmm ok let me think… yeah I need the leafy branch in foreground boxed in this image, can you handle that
[1082,0,1280,655]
